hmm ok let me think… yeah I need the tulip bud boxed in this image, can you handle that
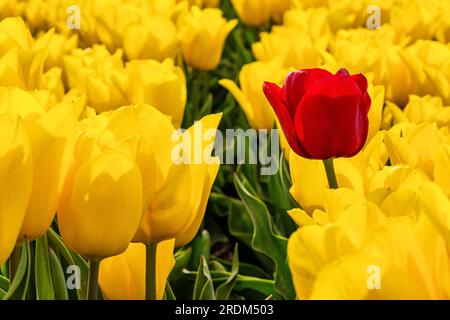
[270,0,290,23]
[231,0,271,27]
[0,87,80,241]
[123,16,177,62]
[0,17,62,93]
[126,59,186,127]
[0,113,33,265]
[252,26,323,69]
[98,104,221,245]
[58,141,143,259]
[264,68,371,160]
[177,7,237,71]
[18,101,81,241]
[99,240,175,300]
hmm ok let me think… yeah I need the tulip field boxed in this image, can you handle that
[1,0,450,302]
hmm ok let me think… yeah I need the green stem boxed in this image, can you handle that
[322,158,338,189]
[9,245,22,282]
[201,71,209,104]
[145,243,158,300]
[87,259,100,300]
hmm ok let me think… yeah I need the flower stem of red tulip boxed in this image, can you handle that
[146,243,158,300]
[87,259,100,300]
[322,158,338,189]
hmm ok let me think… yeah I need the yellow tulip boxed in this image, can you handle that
[288,180,450,299]
[219,58,286,129]
[0,17,63,96]
[24,0,81,33]
[177,0,220,8]
[78,0,142,52]
[0,113,33,265]
[126,59,187,127]
[35,32,78,70]
[133,112,221,244]
[0,87,81,241]
[385,95,450,127]
[435,1,450,43]
[231,0,271,27]
[252,26,323,69]
[433,143,450,197]
[177,6,237,71]
[270,0,291,23]
[96,104,221,245]
[292,220,450,299]
[175,161,220,247]
[367,165,429,218]
[203,0,221,7]
[0,0,24,20]
[58,135,143,259]
[420,182,450,245]
[63,45,128,113]
[389,0,437,43]
[283,7,331,51]
[20,104,80,240]
[401,40,450,104]
[0,17,33,53]
[289,129,388,214]
[123,16,177,62]
[384,123,445,177]
[99,240,175,300]
[329,26,414,106]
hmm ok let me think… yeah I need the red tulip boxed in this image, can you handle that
[263,68,371,160]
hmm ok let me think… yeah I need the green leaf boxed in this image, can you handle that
[193,256,215,300]
[279,153,299,208]
[233,276,274,299]
[169,247,192,284]
[1,263,8,278]
[190,230,211,269]
[164,282,176,301]
[210,261,227,272]
[211,257,270,279]
[267,155,297,237]
[48,248,68,300]
[69,252,89,298]
[0,275,9,292]
[4,241,31,300]
[35,234,55,300]
[234,173,295,299]
[0,288,6,299]
[184,269,274,299]
[216,244,239,300]
[47,228,88,300]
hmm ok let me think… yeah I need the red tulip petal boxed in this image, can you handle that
[345,108,369,157]
[284,69,332,117]
[351,73,371,113]
[336,68,350,76]
[294,75,367,159]
[263,81,308,157]
[351,73,367,93]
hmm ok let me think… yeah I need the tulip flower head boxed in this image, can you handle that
[177,6,237,71]
[263,68,371,160]
[99,240,175,300]
[0,113,33,265]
